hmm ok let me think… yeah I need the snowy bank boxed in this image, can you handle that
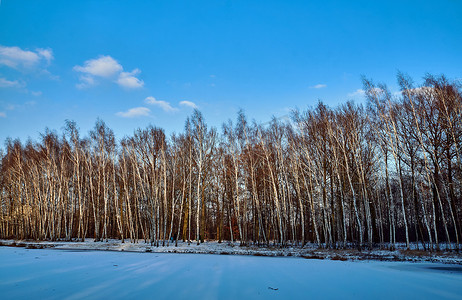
[1,239,461,265]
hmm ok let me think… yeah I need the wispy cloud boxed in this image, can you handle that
[309,84,327,89]
[75,75,95,89]
[116,107,151,118]
[4,101,36,112]
[145,96,178,112]
[0,45,54,70]
[0,112,6,118]
[30,91,42,96]
[354,87,387,98]
[0,77,24,88]
[179,100,197,109]
[348,89,366,97]
[74,55,143,89]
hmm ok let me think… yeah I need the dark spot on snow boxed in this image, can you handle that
[331,256,348,261]
[26,244,53,249]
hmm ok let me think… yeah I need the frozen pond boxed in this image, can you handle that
[0,247,461,299]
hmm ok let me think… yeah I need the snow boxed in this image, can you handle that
[1,247,461,299]
[1,239,462,264]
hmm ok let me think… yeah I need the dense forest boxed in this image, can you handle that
[0,73,461,251]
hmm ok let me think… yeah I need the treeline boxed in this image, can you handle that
[0,73,461,250]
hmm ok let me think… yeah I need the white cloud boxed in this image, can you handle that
[0,45,53,70]
[179,100,197,109]
[74,55,122,78]
[348,89,366,97]
[0,112,6,118]
[145,96,178,112]
[74,55,143,89]
[310,84,327,89]
[117,69,144,89]
[0,77,24,88]
[116,107,151,118]
[36,48,53,64]
[409,86,433,94]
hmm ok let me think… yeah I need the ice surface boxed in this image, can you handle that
[0,247,461,299]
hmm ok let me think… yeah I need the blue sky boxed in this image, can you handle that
[1,0,461,144]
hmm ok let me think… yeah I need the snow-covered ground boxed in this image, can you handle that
[1,239,462,264]
[0,247,461,299]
